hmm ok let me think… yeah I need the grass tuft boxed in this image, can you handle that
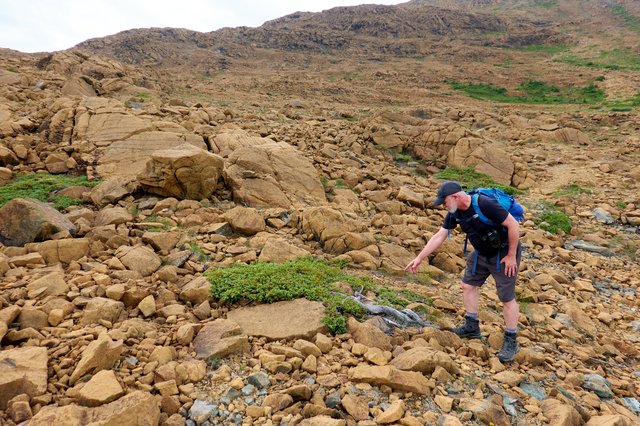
[533,203,572,234]
[0,173,99,211]
[552,183,592,198]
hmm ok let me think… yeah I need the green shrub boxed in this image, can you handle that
[534,205,572,234]
[0,173,99,210]
[512,43,567,53]
[393,151,414,163]
[450,80,605,104]
[188,241,208,262]
[436,167,519,195]
[552,183,592,198]
[320,176,330,189]
[450,82,511,102]
[334,179,348,189]
[558,48,640,71]
[206,257,372,334]
[206,257,432,334]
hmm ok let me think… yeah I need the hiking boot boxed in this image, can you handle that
[450,316,481,339]
[497,332,519,363]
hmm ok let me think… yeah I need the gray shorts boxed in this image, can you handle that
[461,244,522,302]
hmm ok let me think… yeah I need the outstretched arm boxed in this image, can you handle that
[405,227,449,273]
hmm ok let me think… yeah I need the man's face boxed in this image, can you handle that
[443,193,458,213]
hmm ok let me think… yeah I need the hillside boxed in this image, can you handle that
[0,0,639,425]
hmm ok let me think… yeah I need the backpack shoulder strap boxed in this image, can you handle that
[471,193,496,226]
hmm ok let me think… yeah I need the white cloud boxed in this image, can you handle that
[0,0,405,53]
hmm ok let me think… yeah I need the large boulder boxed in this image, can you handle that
[447,139,514,185]
[25,238,90,264]
[138,144,224,199]
[221,206,266,235]
[0,347,48,409]
[73,102,154,147]
[210,127,272,158]
[258,238,310,263]
[90,176,140,208]
[223,135,326,208]
[0,198,76,246]
[95,130,207,178]
[297,207,363,254]
[534,127,591,145]
[116,246,162,277]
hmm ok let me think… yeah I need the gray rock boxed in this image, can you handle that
[592,208,615,224]
[582,374,614,399]
[325,391,342,408]
[567,240,613,256]
[242,384,256,395]
[246,372,270,389]
[189,400,216,423]
[520,382,547,401]
[221,388,242,405]
[622,397,640,415]
[502,395,518,417]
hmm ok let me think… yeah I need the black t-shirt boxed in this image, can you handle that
[442,195,509,256]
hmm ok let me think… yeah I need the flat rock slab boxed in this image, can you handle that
[193,319,250,359]
[29,390,160,426]
[0,346,48,409]
[226,299,327,341]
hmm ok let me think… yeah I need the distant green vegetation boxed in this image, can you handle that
[450,80,606,104]
[605,92,640,112]
[5,66,19,73]
[206,257,432,335]
[558,48,640,71]
[134,92,150,99]
[510,43,568,54]
[0,173,99,211]
[436,167,519,195]
[535,0,557,9]
[611,5,640,34]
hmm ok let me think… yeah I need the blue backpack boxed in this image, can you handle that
[455,188,525,274]
[467,188,525,226]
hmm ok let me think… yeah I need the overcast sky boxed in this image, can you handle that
[0,0,405,53]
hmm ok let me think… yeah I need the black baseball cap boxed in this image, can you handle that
[433,181,462,206]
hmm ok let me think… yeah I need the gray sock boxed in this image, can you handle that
[466,312,478,320]
[505,327,518,335]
